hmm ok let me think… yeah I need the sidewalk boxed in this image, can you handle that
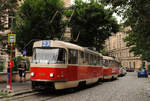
[0,81,32,96]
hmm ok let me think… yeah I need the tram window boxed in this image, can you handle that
[96,56,99,65]
[89,54,93,65]
[93,55,97,65]
[96,56,100,66]
[109,60,113,67]
[68,49,78,64]
[57,48,66,64]
[103,59,109,67]
[85,53,89,65]
[32,48,66,64]
[79,51,84,65]
[100,58,103,66]
[111,61,115,68]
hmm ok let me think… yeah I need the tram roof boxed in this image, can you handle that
[84,48,102,56]
[33,40,84,51]
[33,40,102,56]
[102,56,114,60]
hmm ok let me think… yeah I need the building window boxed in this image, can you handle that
[8,12,15,28]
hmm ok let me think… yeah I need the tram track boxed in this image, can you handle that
[0,90,40,101]
[0,89,61,101]
[7,92,58,101]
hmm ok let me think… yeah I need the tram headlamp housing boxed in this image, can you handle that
[50,73,54,78]
[31,72,35,77]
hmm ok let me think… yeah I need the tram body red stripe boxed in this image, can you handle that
[103,67,119,77]
[30,65,103,81]
[112,68,119,75]
[103,68,112,76]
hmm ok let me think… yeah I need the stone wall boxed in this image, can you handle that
[0,72,30,83]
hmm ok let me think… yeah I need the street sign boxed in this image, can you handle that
[23,49,26,56]
[8,34,16,44]
[7,33,16,91]
[42,40,50,47]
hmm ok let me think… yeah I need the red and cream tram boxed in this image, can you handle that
[30,40,103,90]
[103,56,119,80]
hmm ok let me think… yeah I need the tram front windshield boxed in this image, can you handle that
[32,48,66,64]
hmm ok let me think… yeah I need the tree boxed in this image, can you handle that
[100,49,109,56]
[65,0,119,51]
[102,0,150,61]
[0,0,18,30]
[13,0,65,55]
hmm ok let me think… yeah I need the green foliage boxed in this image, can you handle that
[13,0,65,55]
[66,0,119,51]
[102,0,150,61]
[100,49,108,56]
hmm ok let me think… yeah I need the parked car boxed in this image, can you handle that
[137,68,148,78]
[119,67,127,77]
[127,68,134,72]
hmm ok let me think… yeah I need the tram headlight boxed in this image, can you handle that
[31,72,35,77]
[50,73,54,78]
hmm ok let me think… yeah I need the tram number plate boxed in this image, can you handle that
[42,40,50,47]
[39,73,46,76]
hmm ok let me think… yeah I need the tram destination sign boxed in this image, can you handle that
[42,40,50,47]
[8,34,16,44]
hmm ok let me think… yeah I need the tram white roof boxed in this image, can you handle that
[33,40,102,57]
[84,48,102,56]
[102,56,114,60]
[33,40,84,51]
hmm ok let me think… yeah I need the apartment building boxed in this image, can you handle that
[105,27,143,69]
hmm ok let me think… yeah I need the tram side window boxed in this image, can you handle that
[89,54,93,65]
[97,56,102,66]
[100,59,103,66]
[96,56,99,66]
[110,61,115,68]
[79,51,84,65]
[93,55,97,65]
[109,60,113,67]
[85,53,89,65]
[57,48,66,64]
[103,59,109,67]
[68,49,78,64]
[90,54,96,65]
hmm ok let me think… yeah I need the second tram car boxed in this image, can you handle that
[103,56,120,80]
[30,40,103,90]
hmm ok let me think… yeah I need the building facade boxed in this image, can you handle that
[105,27,143,69]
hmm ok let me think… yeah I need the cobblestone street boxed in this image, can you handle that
[47,72,150,101]
[2,72,150,101]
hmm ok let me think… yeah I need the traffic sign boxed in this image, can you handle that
[8,34,16,44]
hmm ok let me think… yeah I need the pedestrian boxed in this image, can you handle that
[18,61,26,82]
